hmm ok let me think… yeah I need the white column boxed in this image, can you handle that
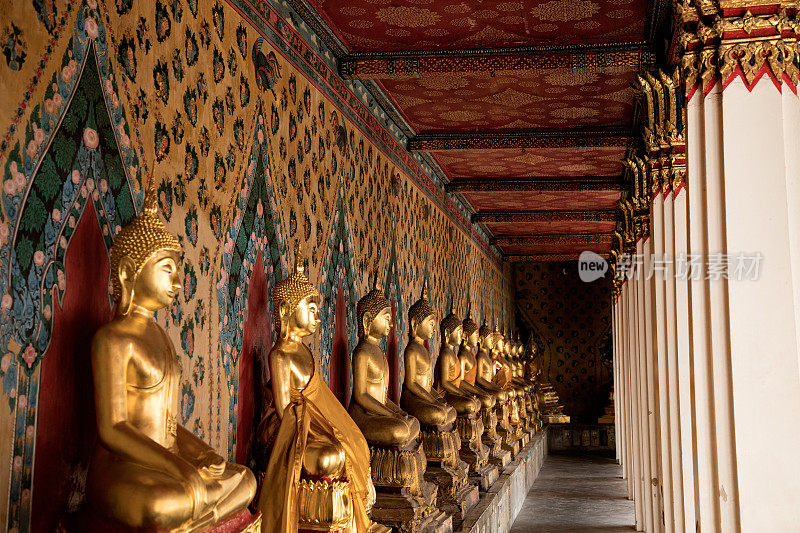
[672,186,698,532]
[643,235,663,531]
[636,240,655,532]
[621,281,632,488]
[652,192,675,530]
[629,272,645,530]
[663,192,686,533]
[781,86,800,382]
[704,83,740,530]
[720,76,800,530]
[686,86,721,533]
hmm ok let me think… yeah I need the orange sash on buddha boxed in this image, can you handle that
[258,368,373,533]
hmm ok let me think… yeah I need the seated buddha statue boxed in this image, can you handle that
[494,332,527,441]
[349,276,420,448]
[86,191,257,532]
[257,246,385,533]
[434,306,479,417]
[349,275,450,532]
[457,314,496,413]
[475,323,519,455]
[400,283,456,428]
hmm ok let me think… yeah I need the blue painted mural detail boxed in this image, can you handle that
[216,107,285,458]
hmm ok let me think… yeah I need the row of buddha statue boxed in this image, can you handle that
[75,192,553,533]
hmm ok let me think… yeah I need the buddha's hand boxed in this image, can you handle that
[198,451,226,478]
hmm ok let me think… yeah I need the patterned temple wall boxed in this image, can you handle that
[0,0,514,530]
[514,262,612,422]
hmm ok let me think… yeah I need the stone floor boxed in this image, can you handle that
[510,453,635,533]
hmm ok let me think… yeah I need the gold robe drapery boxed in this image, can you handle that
[257,367,374,533]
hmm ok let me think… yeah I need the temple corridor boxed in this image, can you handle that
[511,454,635,533]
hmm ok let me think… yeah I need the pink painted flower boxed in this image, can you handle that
[43,304,51,320]
[85,18,99,39]
[99,179,108,194]
[1,294,12,310]
[20,489,30,505]
[52,93,63,109]
[59,236,68,249]
[12,456,22,475]
[92,189,100,201]
[19,395,27,408]
[105,79,114,94]
[71,169,80,184]
[68,215,76,228]
[57,269,66,290]
[119,132,131,148]
[83,127,99,149]
[3,179,15,196]
[52,208,62,222]
[257,130,264,144]
[256,200,263,217]
[33,250,45,266]
[0,223,7,242]
[22,344,37,368]
[33,124,44,145]
[12,170,26,192]
[1,354,11,373]
[25,425,34,439]
[86,177,95,192]
[26,140,38,160]
[61,64,74,83]
[44,98,57,115]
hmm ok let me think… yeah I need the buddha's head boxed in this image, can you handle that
[478,321,494,351]
[462,314,479,350]
[273,245,320,339]
[408,280,435,340]
[110,189,182,315]
[440,306,462,347]
[357,271,391,340]
[494,331,505,356]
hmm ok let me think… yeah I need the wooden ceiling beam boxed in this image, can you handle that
[409,128,631,152]
[491,233,614,246]
[446,177,625,193]
[340,42,653,80]
[473,210,620,223]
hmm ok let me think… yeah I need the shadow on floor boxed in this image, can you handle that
[510,453,636,533]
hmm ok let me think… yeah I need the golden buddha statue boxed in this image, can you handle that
[434,307,497,490]
[85,190,258,532]
[475,323,519,456]
[349,274,450,532]
[458,314,507,468]
[401,283,456,428]
[495,332,528,444]
[509,336,536,436]
[256,246,388,533]
[402,284,477,524]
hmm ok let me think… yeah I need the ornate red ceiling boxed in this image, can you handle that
[486,220,618,236]
[307,0,648,51]
[292,0,650,260]
[465,190,621,211]
[431,148,626,178]
[379,71,636,131]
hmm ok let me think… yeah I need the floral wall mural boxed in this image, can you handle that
[0,0,513,530]
[514,262,613,423]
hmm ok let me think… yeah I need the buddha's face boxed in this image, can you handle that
[495,336,505,354]
[130,249,182,312]
[482,334,494,351]
[447,325,463,346]
[368,307,392,339]
[414,314,435,340]
[287,295,321,337]
[466,330,479,348]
